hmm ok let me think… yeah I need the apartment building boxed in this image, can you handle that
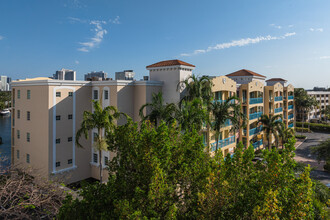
[305,90,330,122]
[11,60,295,183]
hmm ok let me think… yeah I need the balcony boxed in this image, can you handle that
[275,96,283,102]
[215,99,235,104]
[249,112,263,120]
[224,119,232,127]
[252,139,263,149]
[210,135,236,151]
[275,118,282,122]
[288,105,293,110]
[244,126,263,136]
[288,114,294,120]
[288,96,294,100]
[249,97,263,105]
[288,123,294,128]
[275,107,283,113]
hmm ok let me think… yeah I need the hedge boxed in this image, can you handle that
[295,135,307,139]
[296,122,330,133]
[295,127,310,133]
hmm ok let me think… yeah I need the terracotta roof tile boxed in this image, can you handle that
[266,78,287,82]
[146,60,195,68]
[226,69,266,78]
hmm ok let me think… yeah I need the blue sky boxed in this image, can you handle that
[0,0,329,89]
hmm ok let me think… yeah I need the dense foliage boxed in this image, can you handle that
[59,120,329,219]
[312,139,330,171]
[0,91,11,110]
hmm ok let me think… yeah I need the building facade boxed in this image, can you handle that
[0,75,11,91]
[53,69,76,81]
[11,60,295,183]
[84,71,108,81]
[305,90,330,122]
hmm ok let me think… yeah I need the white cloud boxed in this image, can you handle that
[109,16,120,24]
[78,20,108,52]
[288,25,294,28]
[68,17,86,24]
[0,35,3,40]
[75,60,79,64]
[320,56,330,59]
[310,28,323,32]
[180,32,296,57]
[270,24,282,29]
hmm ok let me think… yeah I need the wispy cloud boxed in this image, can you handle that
[310,28,323,32]
[180,32,296,57]
[68,17,86,24]
[64,0,86,8]
[0,35,4,40]
[320,56,330,59]
[109,16,120,24]
[288,25,294,28]
[270,24,282,29]
[75,60,79,64]
[78,20,108,52]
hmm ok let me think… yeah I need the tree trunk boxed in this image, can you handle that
[268,133,271,150]
[216,136,219,152]
[98,129,103,184]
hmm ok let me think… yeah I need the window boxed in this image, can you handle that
[26,154,30,163]
[56,92,61,97]
[27,90,31,99]
[68,159,72,164]
[56,115,61,120]
[68,137,72,142]
[17,110,20,119]
[93,132,98,141]
[104,90,109,100]
[56,162,61,167]
[68,92,73,97]
[27,111,30,120]
[104,156,109,165]
[17,90,20,99]
[68,114,73,120]
[93,153,98,163]
[93,90,98,100]
[56,138,60,144]
[27,133,30,142]
[17,130,20,139]
[17,150,19,159]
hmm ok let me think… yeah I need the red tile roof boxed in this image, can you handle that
[146,59,195,68]
[226,69,266,78]
[266,78,287,82]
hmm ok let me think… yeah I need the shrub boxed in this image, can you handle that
[295,135,306,139]
[295,127,310,133]
[296,122,330,133]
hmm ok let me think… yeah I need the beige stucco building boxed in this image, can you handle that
[11,60,295,183]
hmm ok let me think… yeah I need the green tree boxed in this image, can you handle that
[0,91,11,109]
[258,114,283,150]
[276,122,295,147]
[210,96,239,151]
[175,98,209,132]
[178,74,213,106]
[321,105,330,122]
[76,100,125,183]
[139,92,176,127]
[311,138,330,171]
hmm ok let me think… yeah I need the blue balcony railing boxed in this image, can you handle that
[224,119,232,127]
[215,99,235,104]
[288,123,294,128]
[275,118,282,122]
[210,135,236,151]
[275,107,283,113]
[249,112,263,120]
[288,105,293,110]
[244,126,263,136]
[288,114,294,120]
[249,97,263,105]
[288,96,294,100]
[275,96,283,101]
[252,139,263,149]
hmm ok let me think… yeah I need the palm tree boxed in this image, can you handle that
[210,96,239,151]
[276,123,295,148]
[321,105,330,122]
[257,114,283,150]
[139,92,177,127]
[230,99,247,144]
[76,100,125,183]
[175,98,209,132]
[177,74,213,107]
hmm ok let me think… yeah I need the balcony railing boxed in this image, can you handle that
[224,119,232,127]
[275,107,283,113]
[275,96,283,101]
[288,96,294,100]
[288,123,294,128]
[288,114,294,120]
[252,139,263,149]
[215,99,235,104]
[275,118,282,122]
[249,112,263,120]
[288,105,293,110]
[211,135,236,151]
[244,126,263,136]
[249,97,263,105]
